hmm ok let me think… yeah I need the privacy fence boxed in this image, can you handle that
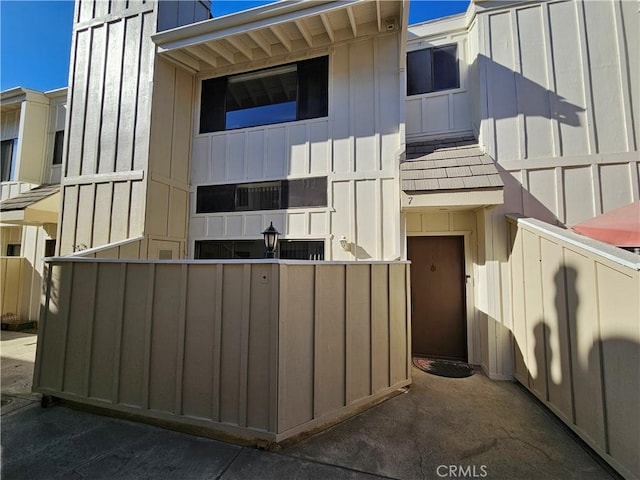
[33,259,411,444]
[508,215,639,480]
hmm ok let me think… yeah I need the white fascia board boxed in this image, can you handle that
[408,14,468,41]
[0,210,26,224]
[44,87,68,100]
[401,188,503,210]
[153,0,359,52]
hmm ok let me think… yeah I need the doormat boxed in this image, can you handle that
[412,357,474,378]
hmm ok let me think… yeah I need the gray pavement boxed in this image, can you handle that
[1,331,618,479]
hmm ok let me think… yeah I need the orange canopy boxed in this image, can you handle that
[571,201,640,247]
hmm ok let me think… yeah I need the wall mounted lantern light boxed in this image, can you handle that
[262,222,280,258]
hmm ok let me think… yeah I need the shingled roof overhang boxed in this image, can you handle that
[401,137,504,210]
[0,184,60,225]
[152,0,406,73]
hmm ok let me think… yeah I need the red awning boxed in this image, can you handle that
[571,201,640,247]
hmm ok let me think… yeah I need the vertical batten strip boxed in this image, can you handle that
[141,263,155,410]
[268,263,279,433]
[112,262,127,404]
[369,264,375,395]
[510,9,526,161]
[405,263,412,380]
[238,264,252,427]
[59,263,75,391]
[612,0,636,152]
[541,3,561,157]
[174,264,188,415]
[593,261,610,454]
[82,262,99,397]
[211,264,223,421]
[386,264,392,387]
[33,262,53,389]
[575,0,598,155]
[560,248,577,425]
[313,264,321,417]
[277,265,288,433]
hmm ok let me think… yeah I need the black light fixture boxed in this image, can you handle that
[262,222,280,258]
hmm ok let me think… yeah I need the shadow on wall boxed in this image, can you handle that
[513,265,640,477]
[468,54,589,226]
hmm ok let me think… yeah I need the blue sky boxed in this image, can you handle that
[0,0,468,92]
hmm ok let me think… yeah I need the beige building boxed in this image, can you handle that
[0,87,66,323]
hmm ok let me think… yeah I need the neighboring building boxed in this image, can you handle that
[0,87,67,323]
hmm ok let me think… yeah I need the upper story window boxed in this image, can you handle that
[196,177,327,214]
[407,45,459,96]
[199,56,329,133]
[52,130,64,165]
[1,138,17,182]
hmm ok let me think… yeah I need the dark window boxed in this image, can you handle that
[407,45,459,96]
[196,177,327,214]
[279,240,324,260]
[6,244,20,256]
[195,239,324,260]
[1,139,17,182]
[195,240,264,259]
[200,56,328,133]
[52,131,64,165]
[44,239,56,257]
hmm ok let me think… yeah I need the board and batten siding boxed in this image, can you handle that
[460,0,640,380]
[474,0,639,225]
[33,259,411,443]
[508,216,639,480]
[189,33,403,261]
[58,1,157,255]
[405,26,473,140]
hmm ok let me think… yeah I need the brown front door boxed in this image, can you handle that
[408,236,467,361]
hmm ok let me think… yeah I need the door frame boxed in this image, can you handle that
[406,231,477,364]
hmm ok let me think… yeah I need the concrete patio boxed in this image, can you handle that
[1,330,619,479]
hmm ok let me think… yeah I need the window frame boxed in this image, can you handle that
[406,43,460,97]
[52,130,64,165]
[199,56,329,134]
[1,138,17,182]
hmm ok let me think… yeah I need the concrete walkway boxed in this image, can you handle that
[1,331,618,479]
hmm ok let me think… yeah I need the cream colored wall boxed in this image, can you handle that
[34,259,411,443]
[0,224,56,321]
[475,0,639,224]
[44,96,67,185]
[145,58,193,259]
[508,216,639,480]
[1,108,20,141]
[189,33,403,260]
[58,1,157,255]
[17,100,49,184]
[460,0,640,380]
[405,209,482,365]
